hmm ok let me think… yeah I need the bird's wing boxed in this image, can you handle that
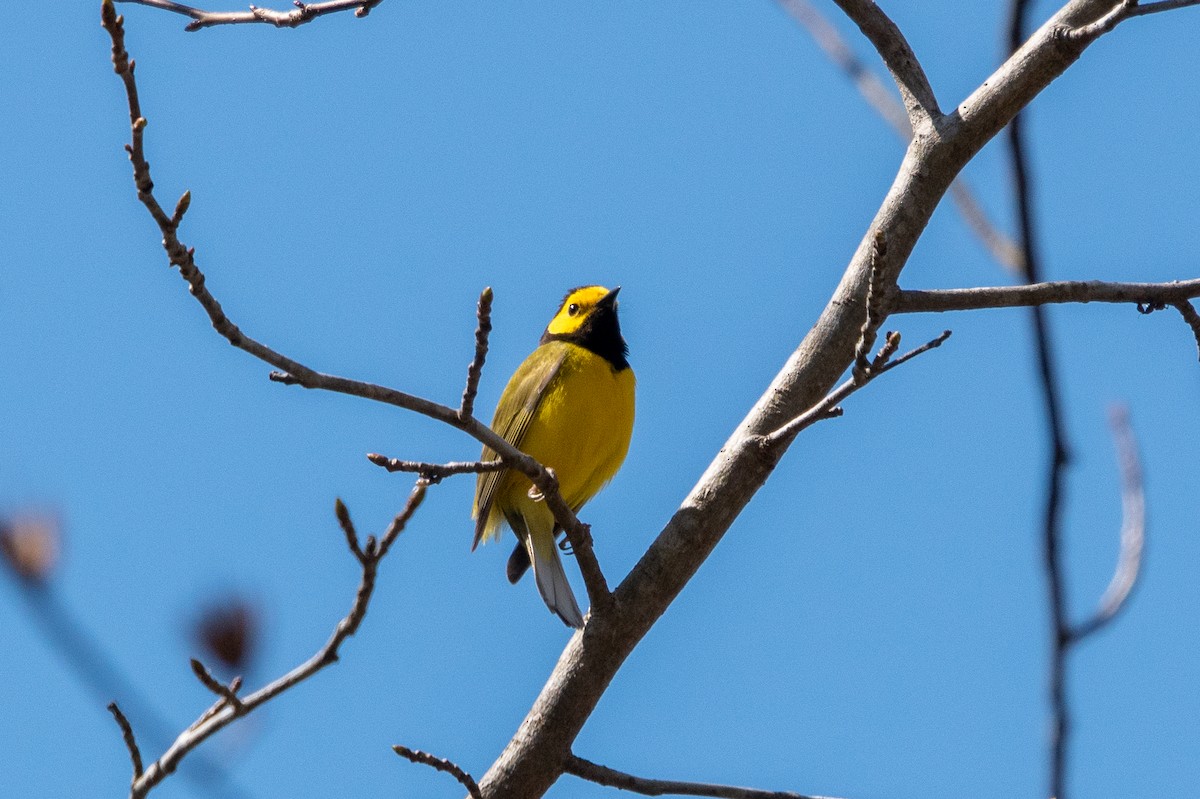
[472,344,568,549]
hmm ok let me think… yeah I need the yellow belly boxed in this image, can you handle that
[489,342,635,547]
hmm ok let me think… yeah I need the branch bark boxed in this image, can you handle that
[889,278,1200,312]
[117,0,383,30]
[476,2,1192,796]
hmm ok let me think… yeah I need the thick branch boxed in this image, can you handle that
[778,0,1022,273]
[477,2,1186,796]
[563,754,839,799]
[118,0,383,30]
[828,0,941,128]
[889,278,1200,313]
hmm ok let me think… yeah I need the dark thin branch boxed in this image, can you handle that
[118,0,383,31]
[108,703,144,780]
[888,278,1200,313]
[765,330,952,447]
[1006,3,1072,797]
[827,0,941,128]
[1069,406,1145,641]
[777,0,1022,273]
[1172,300,1200,361]
[116,480,427,799]
[100,0,605,620]
[563,755,839,799]
[367,453,505,481]
[392,745,483,799]
[460,287,494,420]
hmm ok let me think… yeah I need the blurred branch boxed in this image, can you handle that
[1004,0,1074,795]
[777,0,1023,273]
[1069,406,1145,641]
[3,528,249,798]
[116,480,427,799]
[392,745,483,799]
[99,0,607,617]
[117,0,383,30]
[563,754,838,799]
[888,278,1200,312]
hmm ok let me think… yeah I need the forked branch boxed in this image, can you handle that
[110,480,428,799]
[99,0,609,617]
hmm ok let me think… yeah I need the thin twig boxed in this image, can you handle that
[764,330,951,447]
[334,498,364,564]
[100,0,605,620]
[367,453,505,482]
[108,703,144,780]
[563,754,841,799]
[118,0,383,30]
[853,230,889,383]
[1069,406,1145,641]
[460,287,493,420]
[1171,300,1200,361]
[189,659,245,712]
[888,278,1200,313]
[777,0,1023,273]
[392,745,483,799]
[1129,0,1200,16]
[113,480,426,799]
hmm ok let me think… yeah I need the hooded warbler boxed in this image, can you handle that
[472,285,635,628]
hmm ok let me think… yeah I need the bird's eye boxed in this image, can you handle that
[568,303,580,316]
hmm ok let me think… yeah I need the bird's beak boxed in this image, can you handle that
[598,286,621,309]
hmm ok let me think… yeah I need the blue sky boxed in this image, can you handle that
[2,2,1198,798]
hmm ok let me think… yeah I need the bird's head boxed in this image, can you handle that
[541,285,629,370]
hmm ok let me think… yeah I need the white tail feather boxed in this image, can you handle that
[526,536,584,629]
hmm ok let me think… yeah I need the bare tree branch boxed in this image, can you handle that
[563,754,840,799]
[766,330,951,447]
[189,659,245,713]
[108,703,144,781]
[1171,300,1200,360]
[777,0,1023,273]
[477,3,1191,795]
[888,278,1200,313]
[113,480,427,799]
[367,453,506,481]
[392,745,484,799]
[827,0,941,128]
[460,287,494,420]
[99,0,607,621]
[117,0,383,31]
[1069,406,1145,641]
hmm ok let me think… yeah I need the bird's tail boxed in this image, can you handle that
[524,529,583,629]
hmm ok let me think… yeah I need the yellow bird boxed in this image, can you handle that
[473,286,636,628]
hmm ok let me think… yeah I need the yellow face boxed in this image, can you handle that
[544,286,618,336]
